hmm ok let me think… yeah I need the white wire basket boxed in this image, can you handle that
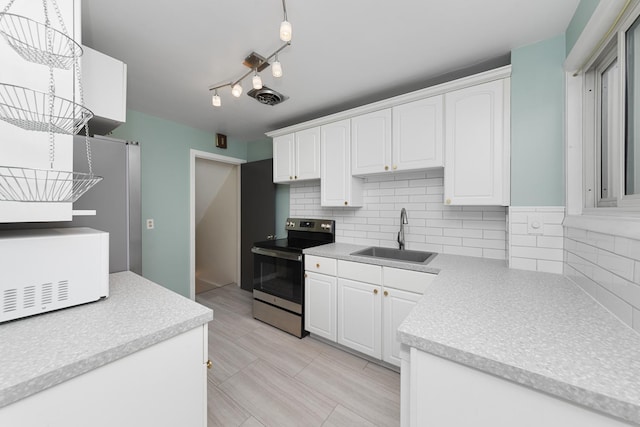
[0,83,93,134]
[0,13,82,70]
[0,166,102,203]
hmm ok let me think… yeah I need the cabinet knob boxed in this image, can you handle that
[316,263,320,268]
[384,166,389,171]
[373,289,378,295]
[445,198,451,205]
[289,176,293,180]
[304,273,308,278]
[384,290,388,297]
[344,201,348,206]
[206,359,212,370]
[393,165,397,170]
[295,176,298,179]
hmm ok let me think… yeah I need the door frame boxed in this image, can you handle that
[189,149,246,300]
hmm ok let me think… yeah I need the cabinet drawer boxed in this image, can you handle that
[305,255,337,276]
[338,260,382,285]
[383,267,436,294]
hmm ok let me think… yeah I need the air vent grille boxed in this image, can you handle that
[42,283,53,305]
[3,289,17,313]
[247,86,288,106]
[23,285,36,309]
[58,280,69,301]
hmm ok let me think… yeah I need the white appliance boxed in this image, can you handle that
[0,228,109,323]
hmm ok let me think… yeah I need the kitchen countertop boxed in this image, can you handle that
[0,271,213,409]
[304,243,640,425]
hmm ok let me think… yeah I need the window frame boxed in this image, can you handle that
[583,5,640,212]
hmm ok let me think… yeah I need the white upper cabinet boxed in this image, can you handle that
[82,46,127,135]
[393,95,444,170]
[321,119,363,207]
[273,128,320,183]
[351,109,392,175]
[444,78,510,206]
[295,127,321,180]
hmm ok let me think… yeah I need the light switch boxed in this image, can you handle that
[146,219,154,230]
[527,215,544,235]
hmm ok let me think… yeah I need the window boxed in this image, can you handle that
[585,11,640,210]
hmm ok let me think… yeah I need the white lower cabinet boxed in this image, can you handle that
[305,257,435,368]
[382,287,421,366]
[337,278,382,358]
[0,325,208,427]
[403,347,634,427]
[305,270,337,341]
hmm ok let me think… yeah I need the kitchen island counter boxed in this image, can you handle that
[305,243,640,424]
[0,271,213,409]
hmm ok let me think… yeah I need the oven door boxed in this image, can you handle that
[251,247,303,308]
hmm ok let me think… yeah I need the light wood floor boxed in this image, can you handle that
[196,284,400,427]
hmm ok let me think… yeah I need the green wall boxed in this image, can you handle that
[110,110,248,297]
[566,0,600,55]
[510,34,566,206]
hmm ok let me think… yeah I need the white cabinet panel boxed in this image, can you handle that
[273,134,295,183]
[321,119,363,207]
[383,287,421,366]
[393,95,444,170]
[351,109,392,175]
[0,326,207,427]
[338,259,382,285]
[82,45,127,130]
[337,278,382,358]
[383,267,436,294]
[305,255,337,276]
[408,348,632,427]
[305,271,337,341]
[444,79,510,206]
[273,128,320,183]
[295,127,321,180]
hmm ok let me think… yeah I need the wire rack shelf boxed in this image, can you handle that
[0,166,102,203]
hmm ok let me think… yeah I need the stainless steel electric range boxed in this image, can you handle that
[251,218,335,338]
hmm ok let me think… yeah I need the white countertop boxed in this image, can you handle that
[304,243,640,425]
[0,271,213,408]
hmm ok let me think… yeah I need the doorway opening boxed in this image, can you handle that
[189,150,245,299]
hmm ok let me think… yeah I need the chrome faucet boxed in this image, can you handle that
[398,208,408,250]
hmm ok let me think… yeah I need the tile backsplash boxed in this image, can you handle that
[564,226,640,332]
[289,170,507,260]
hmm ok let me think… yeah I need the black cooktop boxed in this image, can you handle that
[253,238,328,253]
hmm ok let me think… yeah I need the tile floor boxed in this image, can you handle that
[196,284,400,427]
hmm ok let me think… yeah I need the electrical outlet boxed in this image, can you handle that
[146,219,154,230]
[527,215,544,235]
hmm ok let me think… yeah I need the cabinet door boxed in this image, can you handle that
[383,287,421,367]
[337,278,382,358]
[273,134,295,183]
[305,271,337,341]
[393,95,443,171]
[321,119,363,207]
[444,79,509,205]
[351,109,392,175]
[295,127,321,180]
[82,45,127,124]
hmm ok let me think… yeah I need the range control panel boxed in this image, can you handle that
[285,218,334,233]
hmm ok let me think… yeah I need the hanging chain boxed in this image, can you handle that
[1,0,17,15]
[43,0,56,169]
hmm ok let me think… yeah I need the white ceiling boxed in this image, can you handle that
[81,0,579,143]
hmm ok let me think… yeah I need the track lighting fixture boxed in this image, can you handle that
[207,0,291,108]
[272,54,283,78]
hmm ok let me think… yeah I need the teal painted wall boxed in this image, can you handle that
[246,138,272,162]
[110,110,247,297]
[566,0,600,55]
[511,34,566,206]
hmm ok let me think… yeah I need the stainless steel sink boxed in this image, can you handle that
[350,247,437,264]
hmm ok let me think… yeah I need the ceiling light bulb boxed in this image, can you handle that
[252,73,263,90]
[280,20,292,42]
[231,83,243,98]
[272,57,283,78]
[212,91,221,107]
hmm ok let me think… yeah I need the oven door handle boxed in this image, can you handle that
[251,246,302,262]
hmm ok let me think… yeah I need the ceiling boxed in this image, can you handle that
[81,0,580,143]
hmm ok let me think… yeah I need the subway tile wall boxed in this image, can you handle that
[289,170,508,260]
[564,227,640,332]
[508,207,565,274]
